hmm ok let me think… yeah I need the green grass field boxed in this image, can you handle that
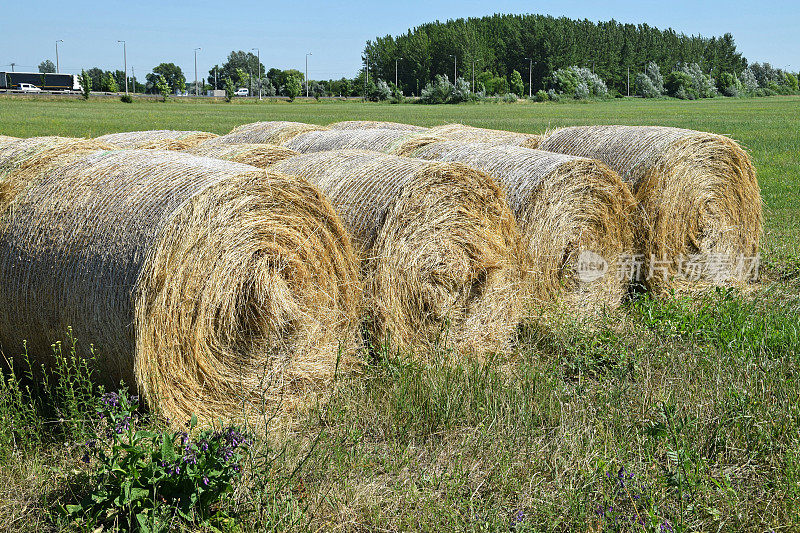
[0,95,798,531]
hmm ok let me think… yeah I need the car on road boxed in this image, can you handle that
[19,83,42,93]
[234,88,249,97]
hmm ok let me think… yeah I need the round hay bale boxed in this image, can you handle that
[96,130,219,150]
[184,143,299,168]
[404,141,636,313]
[0,136,117,215]
[328,121,430,133]
[537,125,763,292]
[269,150,523,356]
[216,121,328,145]
[0,149,362,427]
[283,129,441,156]
[428,124,541,148]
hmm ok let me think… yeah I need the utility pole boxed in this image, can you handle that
[450,54,456,81]
[117,40,128,94]
[193,47,201,96]
[305,52,312,98]
[525,57,532,98]
[55,40,63,73]
[627,67,630,97]
[10,63,15,72]
[132,67,136,93]
[252,48,261,100]
[472,59,476,93]
[395,57,403,89]
[364,55,369,99]
[214,66,217,90]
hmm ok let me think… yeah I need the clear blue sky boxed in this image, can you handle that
[2,0,798,80]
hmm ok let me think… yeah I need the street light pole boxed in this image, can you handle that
[55,40,63,73]
[525,57,532,98]
[132,67,136,93]
[450,54,456,81]
[117,40,127,94]
[395,57,403,88]
[305,52,312,98]
[252,48,261,100]
[472,59,476,93]
[193,47,201,96]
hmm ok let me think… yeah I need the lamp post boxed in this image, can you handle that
[305,52,312,98]
[55,40,63,73]
[525,57,532,98]
[472,59,476,93]
[251,48,261,100]
[132,67,136,93]
[193,47,201,96]
[117,40,127,94]
[449,54,456,81]
[395,57,403,89]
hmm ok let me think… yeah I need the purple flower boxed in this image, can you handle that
[203,476,209,486]
[511,509,524,524]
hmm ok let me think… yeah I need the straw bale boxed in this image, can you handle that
[214,121,328,145]
[428,124,541,148]
[405,141,636,312]
[269,150,523,356]
[0,149,361,427]
[96,130,218,149]
[537,125,762,292]
[328,121,430,133]
[283,129,441,156]
[184,142,299,167]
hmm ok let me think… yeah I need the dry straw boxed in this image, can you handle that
[213,121,328,145]
[96,130,219,150]
[283,129,441,156]
[0,149,362,428]
[184,142,299,167]
[404,140,636,313]
[538,125,762,292]
[269,150,523,356]
[0,136,117,215]
[428,124,541,148]
[328,120,430,133]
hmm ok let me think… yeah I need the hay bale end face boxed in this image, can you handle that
[429,124,541,149]
[283,129,441,156]
[96,130,219,150]
[538,125,763,292]
[328,121,430,133]
[0,149,362,427]
[269,150,524,356]
[184,142,299,168]
[215,121,328,145]
[405,141,636,313]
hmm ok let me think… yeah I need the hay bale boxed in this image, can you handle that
[0,136,117,215]
[214,121,328,145]
[404,141,636,312]
[283,129,440,155]
[0,149,362,427]
[328,121,430,133]
[184,142,299,168]
[428,124,541,148]
[269,150,523,355]
[96,130,219,150]
[537,125,763,292]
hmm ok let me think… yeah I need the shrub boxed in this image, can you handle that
[636,62,664,98]
[551,68,580,96]
[509,70,524,97]
[420,75,454,104]
[367,79,392,102]
[665,71,697,99]
[547,89,560,101]
[120,94,133,103]
[64,389,250,531]
[78,70,92,100]
[284,74,302,101]
[551,66,608,99]
[534,89,548,102]
[739,67,759,94]
[782,72,799,92]
[155,75,170,102]
[500,92,518,103]
[678,63,716,98]
[716,72,743,97]
[223,78,235,102]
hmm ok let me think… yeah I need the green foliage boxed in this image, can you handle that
[284,73,302,101]
[223,78,235,102]
[419,75,473,104]
[550,66,608,99]
[154,75,170,102]
[78,69,92,100]
[716,72,743,97]
[104,72,118,93]
[665,71,697,99]
[636,62,665,97]
[64,389,250,531]
[783,72,799,92]
[367,79,392,101]
[208,51,265,90]
[509,69,524,97]
[534,89,549,102]
[120,94,133,103]
[147,63,185,94]
[38,59,56,74]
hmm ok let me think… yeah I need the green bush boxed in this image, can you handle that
[223,78,235,102]
[665,71,697,99]
[120,94,133,103]
[78,70,92,100]
[284,74,302,101]
[534,89,548,102]
[155,75,170,102]
[509,70,524,97]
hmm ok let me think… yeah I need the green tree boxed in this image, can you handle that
[509,70,524,97]
[155,75,170,101]
[38,60,56,73]
[284,74,302,101]
[223,78,235,102]
[105,73,118,93]
[147,63,185,94]
[209,51,264,89]
[78,70,92,100]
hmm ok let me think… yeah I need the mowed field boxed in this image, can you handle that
[0,96,798,531]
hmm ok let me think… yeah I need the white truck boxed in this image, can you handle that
[19,83,42,93]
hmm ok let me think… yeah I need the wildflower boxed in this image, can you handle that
[203,476,209,486]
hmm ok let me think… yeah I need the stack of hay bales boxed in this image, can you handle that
[537,125,762,292]
[269,150,524,355]
[403,140,636,312]
[0,148,362,427]
[328,121,430,133]
[184,142,299,167]
[96,130,218,150]
[211,121,328,144]
[429,124,541,148]
[1,136,117,212]
[283,129,440,155]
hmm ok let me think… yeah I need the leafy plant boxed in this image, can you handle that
[509,69,524,97]
[155,75,170,102]
[78,70,92,100]
[64,389,250,531]
[223,77,235,102]
[284,73,302,101]
[120,94,133,103]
